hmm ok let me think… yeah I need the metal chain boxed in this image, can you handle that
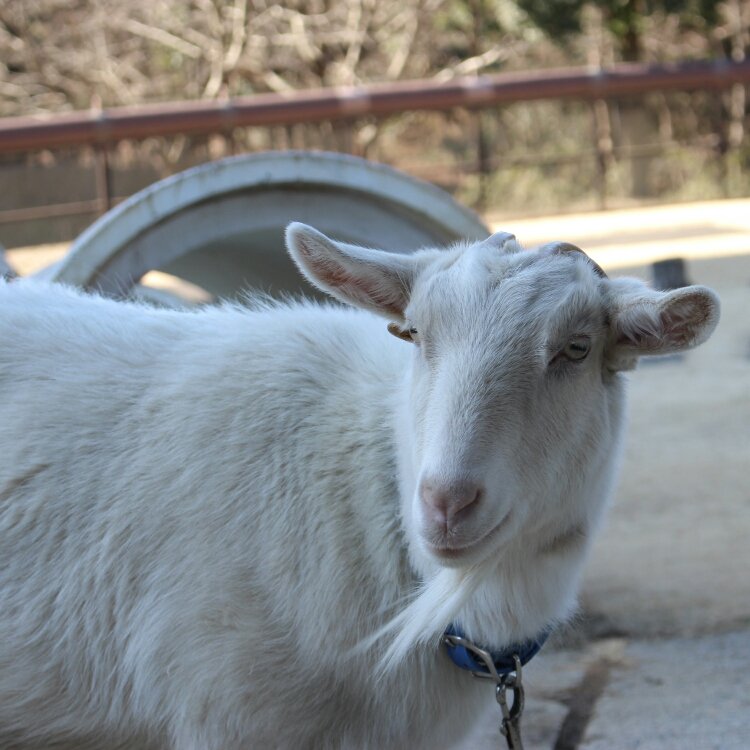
[495,656,525,750]
[441,634,526,749]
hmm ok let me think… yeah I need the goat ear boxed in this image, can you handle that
[608,279,720,368]
[285,223,414,319]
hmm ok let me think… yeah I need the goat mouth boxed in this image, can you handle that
[426,514,510,561]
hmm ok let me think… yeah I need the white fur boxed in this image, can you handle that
[0,227,719,749]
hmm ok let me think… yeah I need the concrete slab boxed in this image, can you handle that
[455,639,617,749]
[580,252,750,638]
[457,697,569,750]
[581,631,750,750]
[483,199,750,748]
[464,630,750,749]
[490,202,750,639]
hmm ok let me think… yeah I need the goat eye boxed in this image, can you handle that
[561,337,591,361]
[387,323,419,343]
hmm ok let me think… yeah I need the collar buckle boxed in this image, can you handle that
[441,632,507,682]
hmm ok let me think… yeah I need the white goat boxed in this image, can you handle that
[0,225,719,749]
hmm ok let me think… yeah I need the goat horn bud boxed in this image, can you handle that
[482,231,517,251]
[538,241,607,279]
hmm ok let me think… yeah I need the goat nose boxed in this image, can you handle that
[420,479,482,529]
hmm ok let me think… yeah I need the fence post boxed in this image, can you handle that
[725,0,746,197]
[590,99,613,210]
[94,146,112,215]
[475,109,491,212]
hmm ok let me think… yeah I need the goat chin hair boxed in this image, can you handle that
[355,564,489,677]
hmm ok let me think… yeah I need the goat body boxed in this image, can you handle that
[0,227,719,749]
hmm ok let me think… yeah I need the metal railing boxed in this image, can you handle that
[1,58,749,228]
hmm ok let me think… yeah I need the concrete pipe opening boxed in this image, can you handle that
[52,152,489,304]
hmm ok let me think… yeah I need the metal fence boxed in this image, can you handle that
[1,58,749,240]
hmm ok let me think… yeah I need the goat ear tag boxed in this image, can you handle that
[387,322,414,342]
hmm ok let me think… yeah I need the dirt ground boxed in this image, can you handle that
[488,199,750,639]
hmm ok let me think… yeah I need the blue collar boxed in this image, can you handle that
[442,624,549,676]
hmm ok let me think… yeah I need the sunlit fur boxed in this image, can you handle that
[0,228,718,749]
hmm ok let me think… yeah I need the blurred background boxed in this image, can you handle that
[1,0,749,247]
[1,2,749,748]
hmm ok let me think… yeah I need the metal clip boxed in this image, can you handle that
[440,634,525,749]
[496,655,525,750]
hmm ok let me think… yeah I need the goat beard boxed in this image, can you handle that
[356,564,490,677]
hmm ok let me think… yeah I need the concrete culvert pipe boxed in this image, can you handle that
[51,151,489,303]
